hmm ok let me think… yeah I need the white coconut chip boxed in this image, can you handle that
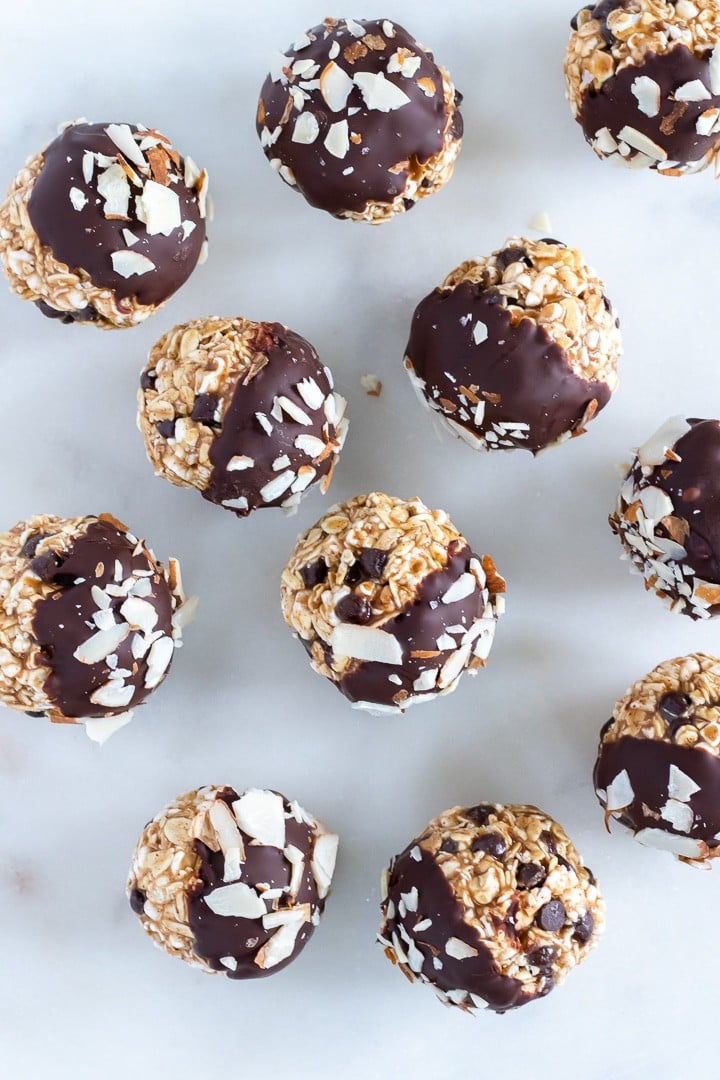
[437,643,471,689]
[220,956,237,971]
[233,789,286,848]
[84,711,133,745]
[400,886,418,913]
[256,920,304,969]
[283,844,306,897]
[120,596,158,634]
[135,181,181,236]
[311,832,339,899]
[675,80,711,102]
[631,76,661,117]
[446,937,479,960]
[73,622,130,665]
[594,126,619,154]
[97,163,131,217]
[296,377,325,410]
[295,434,325,457]
[69,186,87,211]
[111,250,156,278]
[472,321,488,345]
[441,573,477,605]
[637,416,691,469]
[413,669,437,693]
[605,769,635,811]
[222,496,249,512]
[292,111,320,145]
[89,680,134,708]
[387,50,421,78]
[668,764,701,802]
[320,61,354,111]
[291,468,316,494]
[105,124,146,168]
[635,829,704,858]
[204,882,266,919]
[617,126,668,160]
[276,395,312,425]
[208,799,246,882]
[353,70,410,112]
[638,486,674,525]
[260,471,295,502]
[144,636,174,689]
[82,151,95,184]
[660,799,694,833]
[227,455,254,471]
[330,624,403,665]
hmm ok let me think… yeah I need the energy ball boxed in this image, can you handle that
[565,1,720,175]
[128,785,338,978]
[405,238,621,453]
[256,17,463,222]
[0,119,208,328]
[138,317,348,517]
[595,653,720,864]
[281,492,505,713]
[0,513,194,742]
[378,803,604,1013]
[610,416,720,618]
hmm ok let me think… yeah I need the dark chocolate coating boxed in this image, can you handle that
[594,734,720,846]
[406,279,612,453]
[382,843,532,1012]
[622,418,720,614]
[257,19,459,217]
[186,789,323,979]
[28,122,205,305]
[579,45,720,166]
[31,519,174,718]
[200,323,337,515]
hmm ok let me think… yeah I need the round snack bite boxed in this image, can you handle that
[128,785,338,978]
[281,492,505,713]
[138,317,348,517]
[379,803,604,1013]
[595,653,720,864]
[404,238,621,453]
[610,416,720,618]
[0,119,208,328]
[0,513,194,742]
[565,1,720,175]
[256,17,463,222]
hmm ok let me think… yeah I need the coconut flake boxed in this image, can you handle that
[227,455,254,471]
[637,416,691,469]
[255,920,303,969]
[660,799,694,833]
[638,486,674,525]
[330,624,403,665]
[97,163,131,217]
[259,471,295,503]
[69,186,87,211]
[441,573,477,605]
[668,764,701,802]
[296,377,325,410]
[105,124,146,167]
[387,50,421,78]
[400,886,418,913]
[84,711,133,745]
[311,832,338,899]
[617,126,668,160]
[204,882,266,918]
[605,769,634,811]
[295,434,326,457]
[413,669,437,692]
[120,596,159,634]
[144,636,174,688]
[220,956,237,971]
[89,680,135,708]
[675,79,711,102]
[446,937,479,960]
[631,76,661,117]
[292,111,320,145]
[472,321,488,345]
[233,789,286,848]
[324,120,350,159]
[320,61,354,111]
[353,71,411,112]
[135,180,181,236]
[594,127,619,154]
[73,623,130,665]
[111,250,156,278]
[635,829,704,858]
[283,844,306,897]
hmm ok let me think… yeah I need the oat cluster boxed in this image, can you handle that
[443,239,621,388]
[605,653,720,753]
[565,0,720,113]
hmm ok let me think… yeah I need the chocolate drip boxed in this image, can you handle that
[594,734,720,844]
[257,19,459,217]
[28,122,205,304]
[383,845,532,1012]
[580,46,720,166]
[31,520,174,718]
[201,324,337,515]
[406,282,611,453]
[319,541,491,707]
[186,789,322,979]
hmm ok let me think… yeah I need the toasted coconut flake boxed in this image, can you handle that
[637,417,691,469]
[254,919,303,969]
[105,124,146,168]
[320,61,354,111]
[84,711,134,744]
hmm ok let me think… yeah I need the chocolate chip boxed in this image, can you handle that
[536,900,566,933]
[34,299,98,323]
[155,419,175,439]
[517,862,546,889]
[300,559,328,588]
[30,552,61,582]
[526,945,555,972]
[658,692,692,737]
[440,838,459,854]
[481,287,505,306]
[573,912,594,944]
[454,89,464,106]
[402,198,416,211]
[21,533,48,558]
[356,548,389,581]
[191,393,220,426]
[335,594,372,624]
[540,830,557,855]
[471,832,506,858]
[464,805,495,826]
[586,866,596,886]
[140,369,157,391]
[129,888,146,914]
[538,238,565,247]
[24,710,46,718]
[497,246,531,269]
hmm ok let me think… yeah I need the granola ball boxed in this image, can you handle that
[565,1,720,175]
[404,238,621,453]
[610,417,720,618]
[0,513,194,742]
[378,803,604,1013]
[256,17,463,223]
[128,785,338,978]
[595,654,720,864]
[0,120,208,328]
[280,492,505,713]
[138,317,348,517]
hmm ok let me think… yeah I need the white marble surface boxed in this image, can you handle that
[1,2,719,1077]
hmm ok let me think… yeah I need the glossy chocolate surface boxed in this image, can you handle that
[257,18,459,216]
[406,278,611,452]
[28,122,205,304]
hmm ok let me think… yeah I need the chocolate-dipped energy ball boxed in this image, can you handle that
[281,492,505,713]
[0,120,208,328]
[610,416,720,618]
[405,238,621,453]
[379,803,604,1013]
[0,514,194,742]
[595,654,720,864]
[138,317,348,517]
[128,785,338,978]
[565,1,720,175]
[256,17,463,222]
